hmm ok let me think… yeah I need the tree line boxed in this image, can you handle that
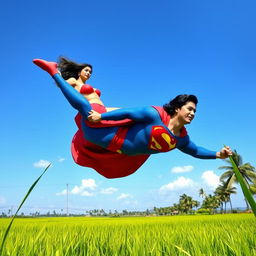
[1,150,255,217]
[154,150,256,215]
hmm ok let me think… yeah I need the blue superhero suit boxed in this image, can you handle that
[33,59,217,179]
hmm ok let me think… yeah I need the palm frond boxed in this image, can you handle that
[226,175,237,189]
[220,171,234,181]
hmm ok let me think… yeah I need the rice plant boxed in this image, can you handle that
[0,214,255,255]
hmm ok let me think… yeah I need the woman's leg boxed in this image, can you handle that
[33,59,119,149]
[33,59,91,118]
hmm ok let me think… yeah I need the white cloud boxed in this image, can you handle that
[117,193,133,200]
[81,179,97,190]
[201,170,220,190]
[160,176,196,193]
[101,187,118,194]
[33,160,51,168]
[57,179,97,197]
[71,185,94,196]
[171,165,194,173]
[56,189,67,196]
[81,191,94,197]
[71,179,96,196]
[71,186,81,194]
[58,157,65,162]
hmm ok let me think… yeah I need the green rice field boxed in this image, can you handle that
[0,214,255,256]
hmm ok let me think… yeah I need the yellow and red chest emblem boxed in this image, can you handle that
[149,126,177,152]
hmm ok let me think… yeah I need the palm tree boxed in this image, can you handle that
[199,188,206,199]
[224,186,237,212]
[192,200,200,211]
[179,194,200,214]
[179,194,191,214]
[215,181,237,213]
[201,194,220,214]
[219,150,256,210]
[214,190,225,213]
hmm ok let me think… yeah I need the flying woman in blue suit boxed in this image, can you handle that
[33,58,232,178]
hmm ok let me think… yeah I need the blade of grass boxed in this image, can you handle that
[228,155,256,217]
[174,245,192,256]
[0,163,51,255]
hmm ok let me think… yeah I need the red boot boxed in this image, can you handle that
[33,59,58,76]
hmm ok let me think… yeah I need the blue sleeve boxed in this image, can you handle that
[53,74,92,118]
[178,137,217,159]
[101,106,159,122]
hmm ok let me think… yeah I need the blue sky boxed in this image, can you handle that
[1,0,256,214]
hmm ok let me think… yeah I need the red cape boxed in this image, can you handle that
[71,106,172,178]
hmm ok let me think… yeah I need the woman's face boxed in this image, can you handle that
[176,101,196,124]
[79,66,92,82]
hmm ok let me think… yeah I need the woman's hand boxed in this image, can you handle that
[216,146,233,159]
[88,110,102,122]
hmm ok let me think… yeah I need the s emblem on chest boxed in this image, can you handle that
[149,126,177,152]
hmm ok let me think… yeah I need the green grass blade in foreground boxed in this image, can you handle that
[229,156,256,217]
[0,163,51,255]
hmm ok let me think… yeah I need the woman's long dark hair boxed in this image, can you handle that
[163,94,198,116]
[58,57,93,80]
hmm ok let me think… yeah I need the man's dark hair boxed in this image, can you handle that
[163,94,198,116]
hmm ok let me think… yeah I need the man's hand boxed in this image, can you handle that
[88,110,102,122]
[216,146,233,159]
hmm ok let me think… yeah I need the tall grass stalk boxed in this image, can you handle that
[0,163,51,255]
[229,155,256,216]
